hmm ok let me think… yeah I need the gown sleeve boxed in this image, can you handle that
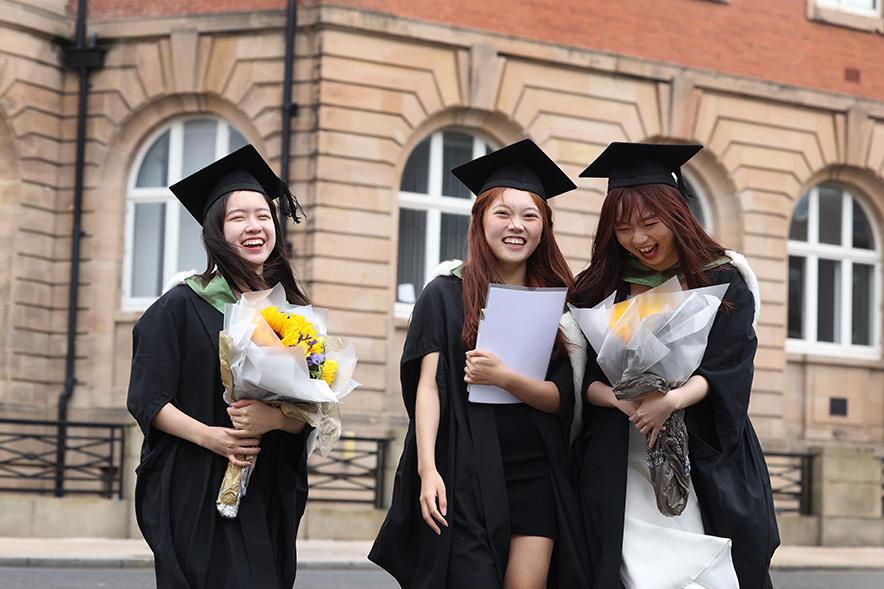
[400,277,452,419]
[690,268,757,454]
[127,296,183,442]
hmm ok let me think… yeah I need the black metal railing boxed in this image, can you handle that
[0,418,126,498]
[765,452,813,515]
[306,436,391,508]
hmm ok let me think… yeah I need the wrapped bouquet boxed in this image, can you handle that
[217,284,359,518]
[569,277,728,516]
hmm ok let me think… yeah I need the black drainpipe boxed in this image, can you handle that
[279,0,299,253]
[56,0,106,497]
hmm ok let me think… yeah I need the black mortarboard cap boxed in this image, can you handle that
[450,138,576,200]
[579,142,702,198]
[169,144,303,225]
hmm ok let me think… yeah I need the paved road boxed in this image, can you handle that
[0,566,400,589]
[1,567,883,588]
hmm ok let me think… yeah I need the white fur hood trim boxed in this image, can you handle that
[163,270,200,294]
[561,311,587,443]
[425,259,464,284]
[724,250,760,328]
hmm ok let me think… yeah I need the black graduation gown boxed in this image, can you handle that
[127,284,309,589]
[575,265,779,589]
[368,275,590,589]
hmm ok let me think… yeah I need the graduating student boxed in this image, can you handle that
[370,139,590,589]
[127,145,311,588]
[573,142,779,589]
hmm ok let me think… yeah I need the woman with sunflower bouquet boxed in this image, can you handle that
[127,145,311,589]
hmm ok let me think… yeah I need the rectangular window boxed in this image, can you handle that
[400,139,430,193]
[182,120,218,177]
[787,256,805,339]
[177,203,206,275]
[852,263,873,345]
[817,186,843,245]
[442,132,475,199]
[818,0,877,10]
[131,203,166,298]
[817,259,841,343]
[397,209,427,303]
[440,213,470,263]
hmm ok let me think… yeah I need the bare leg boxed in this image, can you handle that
[504,534,554,589]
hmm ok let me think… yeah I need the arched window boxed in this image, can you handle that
[395,130,494,315]
[122,118,248,310]
[787,184,881,358]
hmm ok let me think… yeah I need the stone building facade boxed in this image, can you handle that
[0,0,882,543]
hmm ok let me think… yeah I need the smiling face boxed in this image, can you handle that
[223,190,276,273]
[615,207,679,271]
[482,188,543,281]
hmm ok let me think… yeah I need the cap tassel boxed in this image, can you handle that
[279,179,306,224]
[674,169,695,205]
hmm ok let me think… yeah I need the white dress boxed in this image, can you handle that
[620,425,740,589]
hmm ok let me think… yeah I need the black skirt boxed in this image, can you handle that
[493,403,559,539]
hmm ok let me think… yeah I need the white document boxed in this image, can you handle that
[468,284,568,404]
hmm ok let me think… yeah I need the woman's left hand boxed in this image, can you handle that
[463,349,507,386]
[628,392,676,448]
[227,399,284,437]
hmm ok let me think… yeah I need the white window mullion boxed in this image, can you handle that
[216,122,231,158]
[840,259,852,346]
[424,209,442,285]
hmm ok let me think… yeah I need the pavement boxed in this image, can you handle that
[0,537,882,572]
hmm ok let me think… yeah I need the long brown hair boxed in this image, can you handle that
[461,187,575,354]
[573,183,726,307]
[198,191,311,305]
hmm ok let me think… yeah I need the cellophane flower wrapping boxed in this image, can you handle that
[568,277,728,516]
[216,283,360,518]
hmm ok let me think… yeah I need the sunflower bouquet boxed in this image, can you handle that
[216,283,359,518]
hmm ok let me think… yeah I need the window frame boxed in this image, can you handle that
[786,184,882,360]
[394,130,494,318]
[817,0,878,16]
[807,0,881,32]
[121,117,242,311]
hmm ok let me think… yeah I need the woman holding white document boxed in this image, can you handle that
[370,139,589,588]
[571,142,779,589]
[127,145,310,588]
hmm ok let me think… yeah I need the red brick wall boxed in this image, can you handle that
[77,0,883,100]
[71,0,286,18]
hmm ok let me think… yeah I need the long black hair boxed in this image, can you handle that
[197,191,310,305]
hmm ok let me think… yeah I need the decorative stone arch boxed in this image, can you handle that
[645,135,743,251]
[92,92,270,301]
[79,93,269,413]
[687,146,743,251]
[801,164,884,235]
[389,107,528,309]
[392,106,528,188]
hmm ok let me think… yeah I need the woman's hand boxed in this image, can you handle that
[628,392,675,448]
[227,399,284,437]
[463,349,507,386]
[203,426,261,467]
[418,468,448,535]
